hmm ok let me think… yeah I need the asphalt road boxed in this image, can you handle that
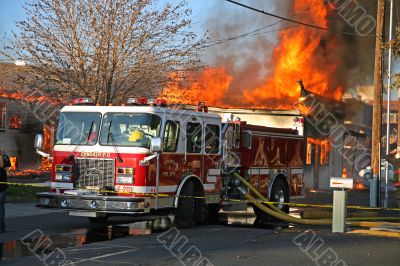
[0,208,399,266]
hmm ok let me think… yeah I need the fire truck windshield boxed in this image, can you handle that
[55,112,102,145]
[99,113,161,148]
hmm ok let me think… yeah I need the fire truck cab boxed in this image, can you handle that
[35,98,304,227]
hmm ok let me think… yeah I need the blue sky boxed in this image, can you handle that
[0,0,26,34]
[0,0,218,37]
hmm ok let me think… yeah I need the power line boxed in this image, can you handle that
[204,0,324,47]
[225,0,374,37]
[202,24,307,49]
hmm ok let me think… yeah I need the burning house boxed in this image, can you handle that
[0,63,60,171]
[0,95,43,170]
[159,1,376,189]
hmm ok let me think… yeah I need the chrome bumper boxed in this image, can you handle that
[36,192,150,214]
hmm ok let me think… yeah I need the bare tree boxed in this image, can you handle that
[388,26,400,91]
[7,0,204,104]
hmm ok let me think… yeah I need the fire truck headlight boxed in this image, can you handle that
[60,199,70,208]
[55,174,63,181]
[90,201,99,209]
[39,198,50,206]
[62,174,71,181]
[116,176,134,184]
[55,173,71,182]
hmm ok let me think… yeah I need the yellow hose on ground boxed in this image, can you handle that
[233,173,287,214]
[233,173,400,226]
[247,193,400,226]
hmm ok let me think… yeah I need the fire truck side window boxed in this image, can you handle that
[163,121,180,152]
[205,125,220,154]
[186,122,202,153]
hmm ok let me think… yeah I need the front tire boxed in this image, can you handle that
[175,180,196,228]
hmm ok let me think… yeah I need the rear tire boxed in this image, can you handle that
[253,178,289,225]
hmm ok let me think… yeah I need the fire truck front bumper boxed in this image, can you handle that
[36,192,151,214]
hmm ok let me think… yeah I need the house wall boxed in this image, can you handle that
[0,98,43,170]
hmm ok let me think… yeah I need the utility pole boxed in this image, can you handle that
[371,0,385,207]
[384,0,394,208]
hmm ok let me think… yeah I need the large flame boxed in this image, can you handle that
[161,67,232,106]
[39,125,54,171]
[0,87,62,105]
[162,1,344,109]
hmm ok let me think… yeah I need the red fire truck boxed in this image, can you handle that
[35,98,304,227]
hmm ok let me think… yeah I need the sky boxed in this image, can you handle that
[0,0,26,34]
[0,0,398,99]
[0,0,217,38]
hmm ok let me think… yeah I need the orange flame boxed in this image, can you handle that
[9,169,49,177]
[8,157,18,172]
[161,67,232,106]
[354,182,367,191]
[0,87,62,105]
[162,1,344,109]
[39,125,54,171]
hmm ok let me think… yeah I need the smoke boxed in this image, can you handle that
[327,0,377,90]
[201,0,380,103]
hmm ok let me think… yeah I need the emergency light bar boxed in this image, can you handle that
[127,97,167,107]
[127,97,148,105]
[72,98,94,105]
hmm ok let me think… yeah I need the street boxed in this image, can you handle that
[1,0,400,265]
[0,204,399,266]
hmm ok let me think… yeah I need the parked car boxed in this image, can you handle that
[359,160,394,180]
[358,160,395,192]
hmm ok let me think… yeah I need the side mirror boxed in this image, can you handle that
[34,134,44,149]
[150,137,163,153]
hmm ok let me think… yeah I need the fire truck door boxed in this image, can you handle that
[185,121,204,181]
[223,123,240,168]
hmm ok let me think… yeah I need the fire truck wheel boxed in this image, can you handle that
[175,180,196,228]
[253,178,289,224]
[88,216,108,224]
[270,178,289,214]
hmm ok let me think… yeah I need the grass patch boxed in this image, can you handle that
[5,185,50,203]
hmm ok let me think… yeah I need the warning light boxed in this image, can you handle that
[72,98,94,105]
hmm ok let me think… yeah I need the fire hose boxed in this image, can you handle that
[233,173,400,226]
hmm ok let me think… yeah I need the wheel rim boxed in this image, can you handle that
[274,188,285,210]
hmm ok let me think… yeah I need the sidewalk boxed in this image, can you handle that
[5,203,64,219]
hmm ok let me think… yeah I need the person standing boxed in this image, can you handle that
[0,148,11,233]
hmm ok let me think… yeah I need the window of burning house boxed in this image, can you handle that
[320,140,330,165]
[306,142,312,165]
[8,115,21,129]
[306,138,330,165]
[0,103,6,129]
